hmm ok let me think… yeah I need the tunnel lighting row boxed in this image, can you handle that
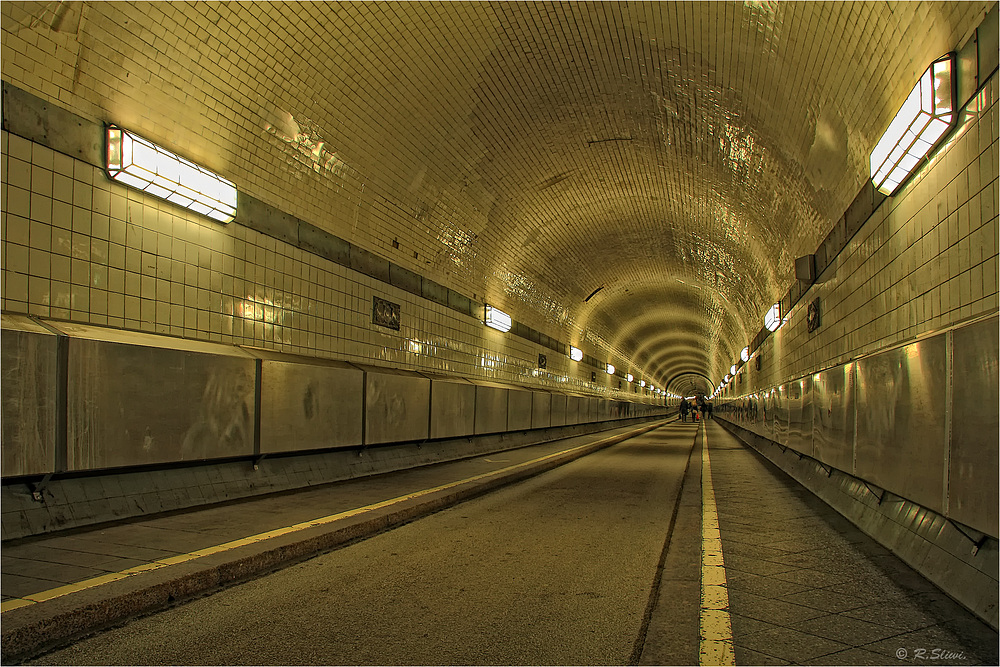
[715,53,954,401]
[484,305,661,392]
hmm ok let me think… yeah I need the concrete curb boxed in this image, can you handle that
[1,420,667,664]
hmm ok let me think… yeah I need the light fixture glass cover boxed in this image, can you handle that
[741,346,750,362]
[626,373,634,383]
[765,302,783,332]
[870,53,954,196]
[106,126,237,223]
[606,363,616,375]
[640,380,646,387]
[569,346,583,362]
[484,305,512,332]
[730,364,737,375]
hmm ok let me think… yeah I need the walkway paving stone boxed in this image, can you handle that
[706,421,999,666]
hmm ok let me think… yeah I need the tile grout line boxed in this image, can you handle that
[700,421,736,666]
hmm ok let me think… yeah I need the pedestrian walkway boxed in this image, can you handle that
[705,420,999,665]
[1,420,669,663]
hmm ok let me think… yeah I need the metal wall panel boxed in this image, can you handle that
[1,317,59,476]
[762,390,775,438]
[812,364,856,473]
[550,393,567,427]
[507,389,533,431]
[950,317,999,535]
[531,391,552,429]
[68,339,256,470]
[786,377,813,456]
[856,337,948,512]
[772,384,788,445]
[259,358,363,453]
[474,384,508,435]
[599,399,610,421]
[566,395,581,425]
[363,368,430,445]
[429,379,476,440]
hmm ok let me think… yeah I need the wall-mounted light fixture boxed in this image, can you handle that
[730,364,737,376]
[606,363,616,375]
[569,346,583,362]
[626,373,634,383]
[870,53,955,196]
[484,305,512,332]
[765,302,783,332]
[106,126,237,223]
[740,346,750,362]
[640,380,646,388]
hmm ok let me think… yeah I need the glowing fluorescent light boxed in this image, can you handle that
[606,363,616,375]
[730,364,737,375]
[870,54,954,196]
[626,373,634,383]
[765,302,783,332]
[484,305,512,332]
[569,346,583,362]
[640,380,646,387]
[741,346,750,362]
[106,126,237,223]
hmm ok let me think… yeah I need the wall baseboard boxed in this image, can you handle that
[717,418,998,631]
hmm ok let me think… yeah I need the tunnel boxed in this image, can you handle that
[1,2,998,664]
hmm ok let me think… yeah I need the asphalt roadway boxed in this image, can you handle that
[28,423,700,665]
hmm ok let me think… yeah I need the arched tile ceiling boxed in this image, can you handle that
[7,1,989,393]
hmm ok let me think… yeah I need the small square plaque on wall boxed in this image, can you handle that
[807,297,821,333]
[372,296,401,330]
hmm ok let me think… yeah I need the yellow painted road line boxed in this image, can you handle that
[1,422,664,614]
[700,421,735,666]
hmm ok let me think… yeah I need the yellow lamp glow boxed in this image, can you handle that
[569,346,583,361]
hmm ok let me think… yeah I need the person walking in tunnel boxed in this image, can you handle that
[679,398,690,422]
[705,400,713,419]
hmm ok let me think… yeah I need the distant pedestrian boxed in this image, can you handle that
[679,398,690,422]
[705,401,713,419]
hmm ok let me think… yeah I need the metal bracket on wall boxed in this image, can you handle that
[252,454,267,471]
[861,481,885,504]
[31,472,54,502]
[948,519,989,556]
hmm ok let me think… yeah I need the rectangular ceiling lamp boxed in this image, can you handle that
[870,53,955,196]
[107,126,237,223]
[484,305,512,332]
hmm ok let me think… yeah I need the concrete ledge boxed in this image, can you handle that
[717,418,999,631]
[0,420,666,663]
